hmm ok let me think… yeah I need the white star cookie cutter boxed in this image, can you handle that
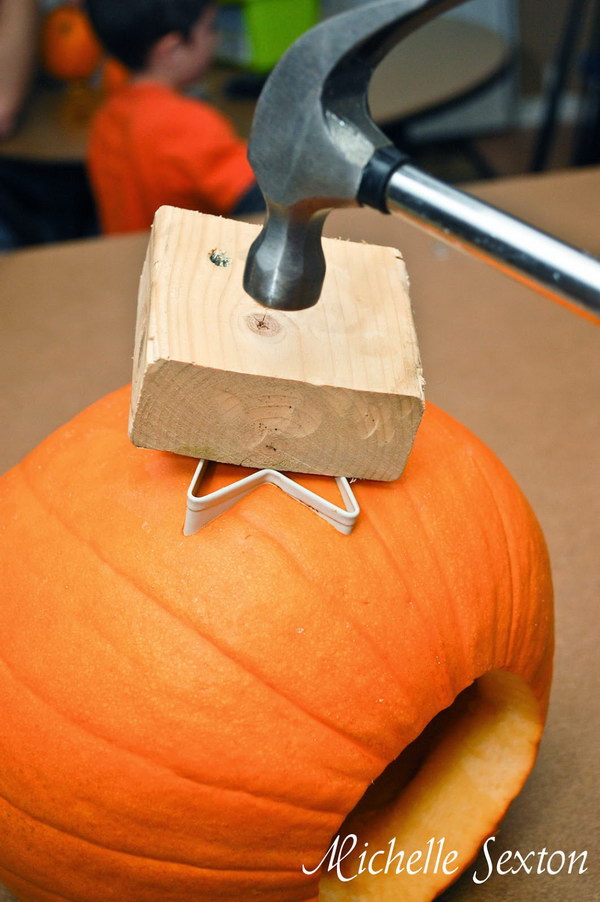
[184,460,360,536]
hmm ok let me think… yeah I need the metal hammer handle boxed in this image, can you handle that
[382,162,600,317]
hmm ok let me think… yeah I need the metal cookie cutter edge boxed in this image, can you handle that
[184,460,360,536]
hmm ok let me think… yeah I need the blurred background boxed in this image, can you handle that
[0,0,598,250]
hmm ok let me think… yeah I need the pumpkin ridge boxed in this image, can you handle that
[401,483,472,660]
[358,495,461,699]
[0,863,76,902]
[351,502,430,680]
[0,790,306,877]
[469,451,519,659]
[405,414,500,672]
[469,450,544,672]
[422,406,550,679]
[17,464,387,767]
[237,504,419,697]
[406,416,540,685]
[0,652,345,822]
[0,860,319,902]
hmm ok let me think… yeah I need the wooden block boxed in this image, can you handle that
[130,206,424,481]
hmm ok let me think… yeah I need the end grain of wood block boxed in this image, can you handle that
[130,206,424,481]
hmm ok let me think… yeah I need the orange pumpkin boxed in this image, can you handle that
[41,4,102,82]
[0,386,553,901]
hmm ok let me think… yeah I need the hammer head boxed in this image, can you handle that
[243,0,458,310]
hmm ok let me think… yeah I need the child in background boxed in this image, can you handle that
[84,0,263,234]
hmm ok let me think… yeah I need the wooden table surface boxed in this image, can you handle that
[0,19,509,162]
[0,166,598,901]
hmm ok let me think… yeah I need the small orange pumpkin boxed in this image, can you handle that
[41,3,102,82]
[0,387,553,901]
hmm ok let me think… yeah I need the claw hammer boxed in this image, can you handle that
[242,0,600,317]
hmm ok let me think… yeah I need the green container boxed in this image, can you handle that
[217,0,320,72]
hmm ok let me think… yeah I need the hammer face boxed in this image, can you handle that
[243,201,329,311]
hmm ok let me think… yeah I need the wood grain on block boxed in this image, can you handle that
[130,206,424,480]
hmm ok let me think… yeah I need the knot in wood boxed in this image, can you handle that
[245,313,281,337]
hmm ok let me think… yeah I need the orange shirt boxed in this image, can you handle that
[87,81,256,234]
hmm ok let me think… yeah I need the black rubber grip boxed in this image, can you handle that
[358,145,410,212]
